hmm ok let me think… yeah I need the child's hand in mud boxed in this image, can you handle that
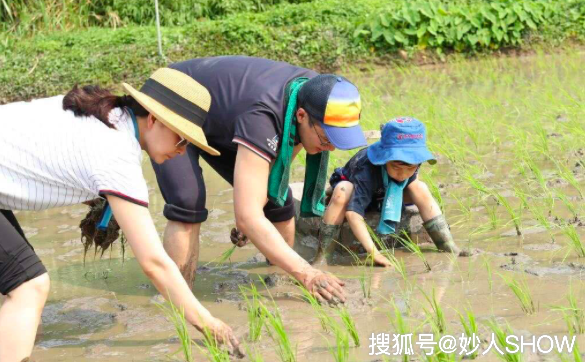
[303,269,346,306]
[198,316,244,358]
[230,227,249,247]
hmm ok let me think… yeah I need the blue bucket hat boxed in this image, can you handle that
[367,117,437,165]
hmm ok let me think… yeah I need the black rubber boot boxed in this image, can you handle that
[312,220,341,265]
[423,215,469,256]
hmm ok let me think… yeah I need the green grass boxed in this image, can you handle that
[201,328,231,362]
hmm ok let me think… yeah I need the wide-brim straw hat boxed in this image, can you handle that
[122,68,220,156]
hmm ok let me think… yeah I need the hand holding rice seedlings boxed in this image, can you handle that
[499,274,537,315]
[485,319,523,362]
[337,307,360,347]
[239,284,265,342]
[155,299,194,362]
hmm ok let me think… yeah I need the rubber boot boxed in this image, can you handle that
[312,220,341,265]
[423,215,468,256]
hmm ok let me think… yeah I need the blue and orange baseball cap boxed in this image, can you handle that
[297,74,367,150]
[367,117,437,165]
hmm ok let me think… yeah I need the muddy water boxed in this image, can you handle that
[11,51,585,361]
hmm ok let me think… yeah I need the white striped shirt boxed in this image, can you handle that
[0,96,149,210]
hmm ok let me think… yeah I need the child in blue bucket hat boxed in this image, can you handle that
[313,117,469,266]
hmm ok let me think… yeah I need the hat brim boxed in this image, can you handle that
[322,124,367,150]
[122,83,220,156]
[367,141,437,166]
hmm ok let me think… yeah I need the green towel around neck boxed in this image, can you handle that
[267,77,329,218]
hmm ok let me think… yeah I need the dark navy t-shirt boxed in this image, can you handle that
[332,148,418,217]
[170,56,318,162]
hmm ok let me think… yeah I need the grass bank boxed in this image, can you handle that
[0,0,584,103]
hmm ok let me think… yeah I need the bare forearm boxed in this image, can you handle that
[143,255,212,328]
[238,215,311,281]
[346,211,378,253]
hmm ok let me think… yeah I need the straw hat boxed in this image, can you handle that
[122,68,220,156]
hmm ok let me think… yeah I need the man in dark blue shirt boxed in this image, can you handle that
[152,56,368,303]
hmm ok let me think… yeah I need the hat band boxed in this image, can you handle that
[140,79,207,127]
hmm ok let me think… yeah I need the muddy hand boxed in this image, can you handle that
[199,316,244,358]
[304,269,346,306]
[230,227,249,248]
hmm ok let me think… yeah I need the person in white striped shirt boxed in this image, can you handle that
[0,68,240,362]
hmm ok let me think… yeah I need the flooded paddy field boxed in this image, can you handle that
[15,50,585,361]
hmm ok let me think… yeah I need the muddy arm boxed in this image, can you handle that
[346,211,392,267]
[233,145,345,303]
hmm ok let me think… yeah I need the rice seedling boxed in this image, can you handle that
[155,299,194,362]
[246,347,265,362]
[552,284,585,336]
[481,199,499,230]
[485,319,523,362]
[202,327,231,362]
[419,287,447,334]
[366,224,409,281]
[492,190,522,237]
[398,231,431,272]
[557,192,580,221]
[563,224,585,258]
[239,283,265,342]
[337,307,360,347]
[260,303,296,362]
[358,256,373,299]
[326,322,350,362]
[482,255,494,294]
[553,160,584,200]
[499,274,537,315]
[204,245,237,267]
[296,284,334,333]
[457,307,479,359]
[388,298,412,362]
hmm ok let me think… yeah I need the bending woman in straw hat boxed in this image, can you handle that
[0,68,239,361]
